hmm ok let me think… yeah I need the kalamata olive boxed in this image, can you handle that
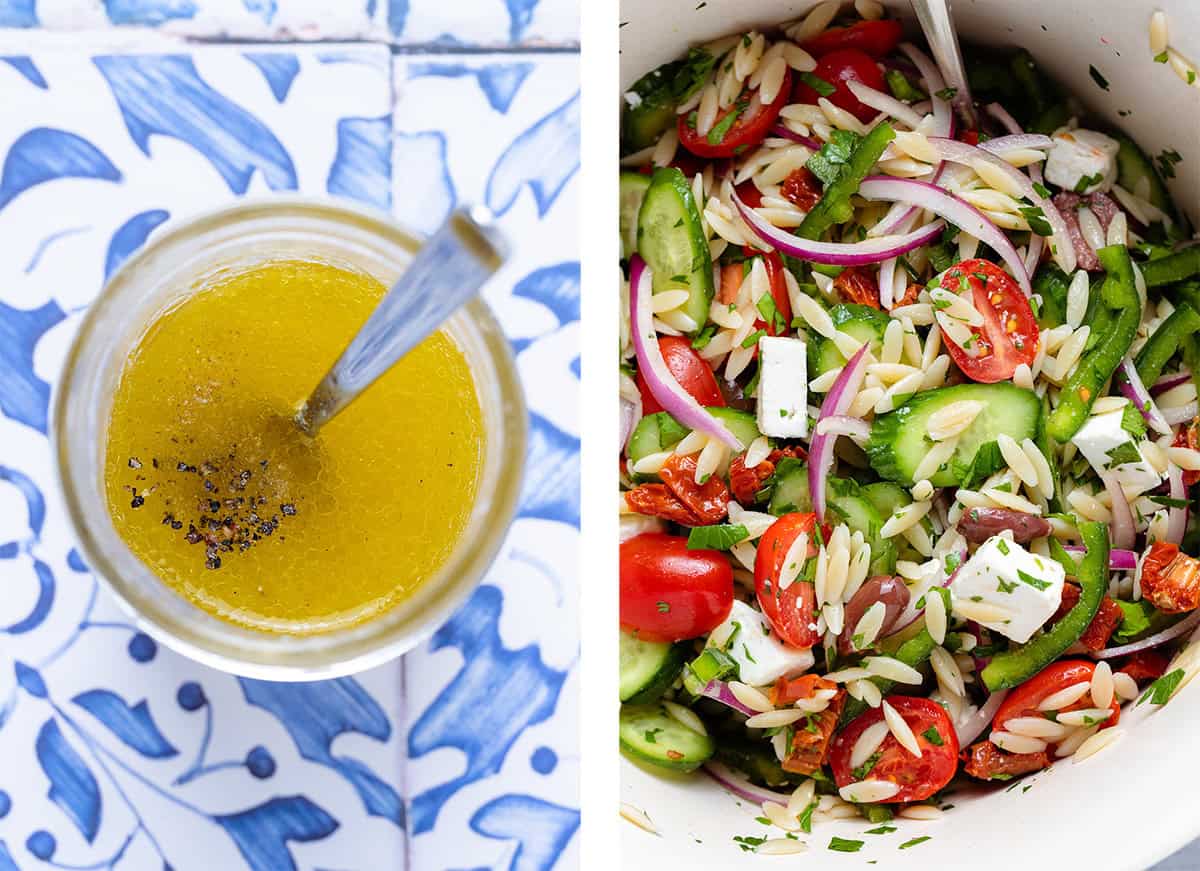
[956,506,1051,543]
[840,575,910,653]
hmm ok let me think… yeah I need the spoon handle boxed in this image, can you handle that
[910,0,975,128]
[297,205,507,435]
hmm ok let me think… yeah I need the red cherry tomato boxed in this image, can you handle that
[758,251,793,335]
[754,513,821,649]
[620,533,734,642]
[678,69,792,158]
[792,48,886,124]
[830,696,960,802]
[936,258,1040,383]
[636,336,726,415]
[992,660,1120,732]
[801,19,904,59]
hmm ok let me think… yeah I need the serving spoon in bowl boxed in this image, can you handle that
[910,0,976,128]
[295,205,507,437]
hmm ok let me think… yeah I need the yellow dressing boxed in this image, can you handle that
[104,259,484,634]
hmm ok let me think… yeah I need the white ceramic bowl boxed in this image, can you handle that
[620,2,1199,866]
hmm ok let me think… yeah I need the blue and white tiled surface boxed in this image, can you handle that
[0,2,579,869]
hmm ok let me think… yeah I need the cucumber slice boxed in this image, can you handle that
[868,383,1043,487]
[1111,130,1174,217]
[861,481,910,518]
[619,703,714,772]
[627,407,761,465]
[807,304,890,377]
[637,167,714,333]
[620,172,652,260]
[622,49,717,153]
[767,460,895,574]
[620,631,687,704]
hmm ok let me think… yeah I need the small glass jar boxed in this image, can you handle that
[53,197,526,679]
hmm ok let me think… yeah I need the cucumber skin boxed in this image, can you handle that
[627,408,761,465]
[1111,130,1174,217]
[620,172,652,260]
[619,632,688,704]
[619,704,715,772]
[867,383,1042,487]
[808,304,890,376]
[637,167,714,333]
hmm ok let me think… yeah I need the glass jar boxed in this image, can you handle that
[53,197,526,679]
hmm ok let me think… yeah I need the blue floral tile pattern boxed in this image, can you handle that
[393,53,580,871]
[0,27,580,871]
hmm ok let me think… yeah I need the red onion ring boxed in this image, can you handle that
[629,255,742,449]
[732,187,946,266]
[1167,462,1189,545]
[1152,371,1192,396]
[703,761,795,806]
[1062,545,1139,571]
[810,344,871,522]
[1093,610,1200,660]
[955,689,1010,746]
[699,680,759,717]
[768,124,821,150]
[1118,359,1171,435]
[1100,470,1136,550]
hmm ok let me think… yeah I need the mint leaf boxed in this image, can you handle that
[805,129,862,187]
[1139,667,1184,706]
[687,524,749,551]
[1105,441,1142,468]
[829,837,864,853]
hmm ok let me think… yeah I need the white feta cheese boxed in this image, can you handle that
[1071,409,1162,495]
[756,335,808,439]
[1045,128,1120,195]
[707,599,814,686]
[949,535,1065,644]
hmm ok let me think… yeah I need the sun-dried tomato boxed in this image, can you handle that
[833,266,881,309]
[1119,649,1170,682]
[1052,585,1124,651]
[896,283,922,308]
[780,167,823,211]
[962,741,1050,781]
[771,673,837,707]
[781,689,845,775]
[624,484,704,526]
[623,453,730,526]
[1173,421,1200,487]
[728,446,807,506]
[1140,542,1200,614]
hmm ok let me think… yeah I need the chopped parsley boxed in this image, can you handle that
[922,726,945,746]
[1155,50,1169,63]
[644,728,663,743]
[998,578,1018,594]
[656,601,671,613]
[734,835,767,852]
[806,128,862,186]
[798,800,817,833]
[1105,441,1142,467]
[1017,570,1051,591]
[852,750,882,780]
[1157,148,1183,179]
[829,837,865,853]
[934,86,957,101]
[996,539,1010,556]
[686,523,748,551]
[1032,181,1052,198]
[741,328,767,349]
[1150,495,1190,510]
[899,836,932,850]
[1138,668,1185,706]
[691,324,717,350]
[800,70,836,97]
[865,825,897,835]
[1018,197,1053,236]
[1089,64,1109,90]
[706,99,748,145]
[1073,171,1104,193]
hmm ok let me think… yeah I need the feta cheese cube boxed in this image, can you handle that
[1071,410,1162,495]
[1045,128,1119,195]
[707,599,814,686]
[949,535,1065,644]
[756,336,808,439]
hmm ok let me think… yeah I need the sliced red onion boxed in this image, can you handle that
[1118,359,1171,435]
[857,175,1032,295]
[900,42,951,137]
[1152,370,1192,396]
[1167,462,1188,545]
[768,124,821,150]
[1093,610,1200,660]
[978,133,1054,154]
[846,79,925,130]
[703,761,795,806]
[927,136,1076,275]
[619,370,643,450]
[732,187,946,266]
[629,255,743,449]
[1024,233,1044,275]
[955,689,1009,746]
[1162,402,1198,426]
[1062,545,1139,571]
[699,680,759,717]
[1099,470,1135,550]
[982,104,1047,188]
[869,166,942,239]
[810,344,871,522]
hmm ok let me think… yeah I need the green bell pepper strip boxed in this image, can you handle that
[1032,263,1070,329]
[1141,246,1200,288]
[1135,300,1200,387]
[981,521,1109,692]
[840,628,935,724]
[1046,245,1143,442]
[797,122,895,240]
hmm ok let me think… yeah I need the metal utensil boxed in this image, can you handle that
[295,205,506,436]
[910,0,976,128]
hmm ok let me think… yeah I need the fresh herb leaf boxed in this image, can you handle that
[1017,570,1051,591]
[741,328,767,349]
[691,324,717,350]
[1105,441,1142,467]
[1073,172,1104,193]
[1018,197,1053,236]
[656,601,671,613]
[733,835,767,852]
[935,86,958,100]
[644,728,663,743]
[687,523,749,551]
[1121,403,1148,439]
[997,578,1018,594]
[1157,148,1183,179]
[798,800,817,833]
[707,100,748,145]
[1155,50,1170,64]
[884,69,926,102]
[852,750,882,780]
[899,836,932,850]
[865,825,897,835]
[800,71,837,97]
[922,726,944,746]
[996,539,1011,556]
[805,128,862,187]
[1138,667,1184,705]
[1089,65,1110,90]
[1032,181,1052,199]
[829,837,865,853]
[1149,495,1190,509]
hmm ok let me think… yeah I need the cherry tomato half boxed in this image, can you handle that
[937,258,1040,383]
[678,69,792,159]
[792,48,886,124]
[830,696,960,802]
[620,533,734,642]
[755,513,821,649]
[992,660,1120,732]
[758,250,794,335]
[801,19,904,59]
[636,336,726,415]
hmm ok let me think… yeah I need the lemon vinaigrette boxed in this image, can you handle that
[103,259,484,634]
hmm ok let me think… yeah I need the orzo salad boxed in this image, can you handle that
[618,1,1200,840]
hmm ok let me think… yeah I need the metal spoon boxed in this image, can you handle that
[909,0,976,129]
[295,205,507,436]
